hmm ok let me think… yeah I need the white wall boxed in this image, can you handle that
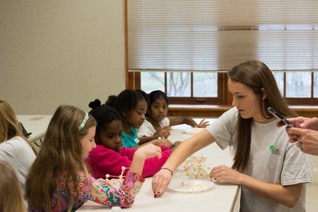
[0,0,125,114]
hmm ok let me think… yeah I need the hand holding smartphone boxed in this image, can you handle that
[268,107,293,127]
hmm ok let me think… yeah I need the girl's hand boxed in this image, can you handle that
[131,144,162,175]
[151,138,172,147]
[195,119,210,128]
[161,126,171,138]
[135,143,163,159]
[154,127,171,139]
[152,168,173,198]
[210,165,242,184]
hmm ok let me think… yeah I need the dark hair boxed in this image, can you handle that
[88,99,121,144]
[105,89,146,117]
[136,89,150,106]
[228,60,296,172]
[149,90,169,106]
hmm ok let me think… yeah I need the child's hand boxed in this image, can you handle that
[195,119,210,128]
[135,143,163,159]
[154,126,171,139]
[131,144,162,175]
[161,126,171,138]
[151,138,172,147]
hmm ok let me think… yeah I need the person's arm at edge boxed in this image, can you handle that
[295,117,318,130]
[286,127,318,155]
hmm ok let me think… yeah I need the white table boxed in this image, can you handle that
[78,119,239,212]
[17,115,52,147]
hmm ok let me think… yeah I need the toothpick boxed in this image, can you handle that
[119,166,126,183]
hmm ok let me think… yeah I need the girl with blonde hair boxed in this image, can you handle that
[0,160,27,212]
[0,100,36,194]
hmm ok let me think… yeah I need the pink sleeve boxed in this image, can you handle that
[86,145,132,178]
[120,147,136,160]
[141,148,172,177]
[160,145,171,151]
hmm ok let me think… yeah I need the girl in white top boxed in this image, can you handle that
[152,60,312,212]
[138,90,209,145]
[0,100,36,194]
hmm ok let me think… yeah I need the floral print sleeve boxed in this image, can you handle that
[81,171,144,208]
[28,171,144,212]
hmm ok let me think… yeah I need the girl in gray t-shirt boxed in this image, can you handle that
[152,60,312,212]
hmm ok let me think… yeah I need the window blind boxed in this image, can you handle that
[127,0,318,72]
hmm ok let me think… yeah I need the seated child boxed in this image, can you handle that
[138,90,209,144]
[87,100,176,178]
[0,160,27,212]
[0,99,36,194]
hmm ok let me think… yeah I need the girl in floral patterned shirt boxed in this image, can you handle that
[25,105,162,212]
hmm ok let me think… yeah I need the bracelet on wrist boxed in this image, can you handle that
[161,167,173,176]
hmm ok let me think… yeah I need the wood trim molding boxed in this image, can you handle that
[168,105,232,118]
[168,105,318,118]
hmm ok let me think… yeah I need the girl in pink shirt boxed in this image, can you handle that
[87,100,174,178]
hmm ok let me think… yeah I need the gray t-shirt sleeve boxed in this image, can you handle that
[206,107,238,150]
[281,142,313,185]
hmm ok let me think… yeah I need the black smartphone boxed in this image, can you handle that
[19,122,32,137]
[267,107,293,127]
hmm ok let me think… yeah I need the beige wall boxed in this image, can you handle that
[0,0,125,115]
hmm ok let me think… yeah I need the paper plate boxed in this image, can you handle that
[182,128,204,135]
[168,179,214,193]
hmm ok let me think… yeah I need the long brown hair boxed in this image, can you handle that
[0,100,36,154]
[25,105,96,212]
[0,160,27,212]
[228,60,297,172]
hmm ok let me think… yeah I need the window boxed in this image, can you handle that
[126,0,318,105]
